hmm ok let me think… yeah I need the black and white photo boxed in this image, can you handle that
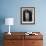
[21,7,35,24]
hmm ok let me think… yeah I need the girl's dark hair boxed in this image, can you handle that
[23,9,32,21]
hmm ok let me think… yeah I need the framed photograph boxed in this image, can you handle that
[21,7,35,24]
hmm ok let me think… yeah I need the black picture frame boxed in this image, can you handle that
[21,7,35,24]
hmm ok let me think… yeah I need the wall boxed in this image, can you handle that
[0,0,46,32]
[0,0,46,46]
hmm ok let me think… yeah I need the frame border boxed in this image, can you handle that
[20,7,35,25]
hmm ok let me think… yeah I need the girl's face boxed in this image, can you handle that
[25,12,29,16]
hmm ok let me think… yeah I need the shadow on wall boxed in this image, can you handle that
[0,16,5,46]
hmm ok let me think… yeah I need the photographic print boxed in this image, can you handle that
[21,7,35,24]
